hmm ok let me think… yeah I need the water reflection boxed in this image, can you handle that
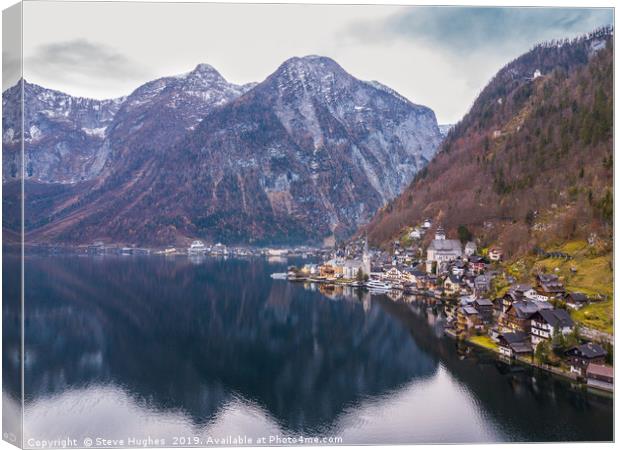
[3,255,612,444]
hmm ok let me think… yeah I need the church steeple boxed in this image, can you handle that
[362,234,371,275]
[435,225,446,240]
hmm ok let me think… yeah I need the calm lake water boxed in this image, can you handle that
[3,255,613,446]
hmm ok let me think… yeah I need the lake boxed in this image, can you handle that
[3,255,613,446]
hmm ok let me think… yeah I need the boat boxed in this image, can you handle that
[270,272,288,280]
[188,240,207,255]
[364,279,393,291]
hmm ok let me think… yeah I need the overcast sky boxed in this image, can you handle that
[8,2,614,123]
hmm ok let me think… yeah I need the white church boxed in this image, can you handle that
[426,226,463,273]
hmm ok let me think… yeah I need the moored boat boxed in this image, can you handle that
[270,272,288,280]
[365,279,393,291]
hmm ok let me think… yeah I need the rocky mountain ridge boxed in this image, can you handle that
[3,56,441,245]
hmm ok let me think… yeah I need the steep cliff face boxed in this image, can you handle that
[364,29,613,258]
[100,63,255,175]
[2,80,124,184]
[167,55,441,243]
[7,56,440,245]
[30,56,440,245]
[11,65,257,240]
[2,65,253,185]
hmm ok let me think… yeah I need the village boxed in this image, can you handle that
[285,220,614,393]
[38,221,613,393]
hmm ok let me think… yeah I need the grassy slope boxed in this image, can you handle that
[504,240,612,333]
[468,335,499,351]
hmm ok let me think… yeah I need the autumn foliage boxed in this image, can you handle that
[364,29,613,258]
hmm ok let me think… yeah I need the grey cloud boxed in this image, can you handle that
[25,39,145,87]
[3,51,22,91]
[341,6,613,122]
[3,3,22,91]
[351,7,613,56]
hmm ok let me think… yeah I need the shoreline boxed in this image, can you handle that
[461,333,613,396]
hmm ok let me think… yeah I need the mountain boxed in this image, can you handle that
[100,63,255,175]
[5,64,258,240]
[438,124,453,139]
[364,28,613,259]
[25,56,441,245]
[1,64,254,185]
[2,80,125,184]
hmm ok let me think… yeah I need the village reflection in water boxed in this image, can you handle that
[1,255,612,445]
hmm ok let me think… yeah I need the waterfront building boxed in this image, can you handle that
[566,343,607,377]
[586,364,614,391]
[530,309,574,346]
[498,332,533,358]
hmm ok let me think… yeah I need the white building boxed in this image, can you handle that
[489,247,503,261]
[426,227,462,273]
[343,260,365,279]
[464,241,477,257]
[409,227,422,239]
[530,309,574,346]
[342,244,371,279]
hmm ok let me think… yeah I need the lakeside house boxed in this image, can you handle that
[586,364,614,391]
[443,274,461,296]
[343,259,365,279]
[319,258,344,278]
[499,300,553,333]
[300,264,319,276]
[498,331,533,358]
[566,343,607,377]
[530,309,574,346]
[456,306,482,334]
[212,242,228,255]
[473,298,494,324]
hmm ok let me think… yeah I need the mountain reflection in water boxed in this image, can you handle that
[2,255,612,444]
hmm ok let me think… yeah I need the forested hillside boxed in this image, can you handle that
[365,29,613,260]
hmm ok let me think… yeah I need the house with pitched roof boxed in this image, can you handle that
[443,274,461,296]
[498,331,533,358]
[564,292,588,309]
[499,300,553,333]
[536,273,565,296]
[456,305,482,335]
[565,343,607,377]
[473,298,494,324]
[586,364,614,391]
[530,308,574,346]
